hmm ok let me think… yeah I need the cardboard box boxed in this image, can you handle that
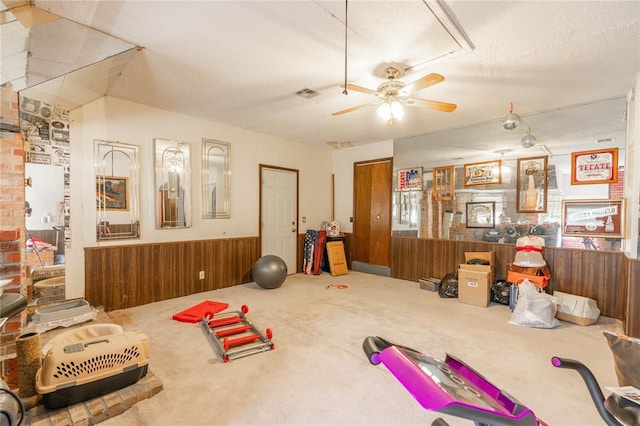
[326,241,348,276]
[458,251,495,307]
[464,251,495,266]
[458,269,491,307]
[461,251,495,283]
[26,251,54,267]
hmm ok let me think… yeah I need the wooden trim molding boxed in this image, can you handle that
[390,236,637,336]
[85,234,637,337]
[85,237,260,311]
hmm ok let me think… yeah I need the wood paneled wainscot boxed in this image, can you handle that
[391,237,638,337]
[85,237,260,311]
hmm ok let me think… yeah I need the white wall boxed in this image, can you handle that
[66,96,332,298]
[331,140,394,233]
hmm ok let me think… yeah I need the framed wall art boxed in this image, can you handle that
[398,167,423,191]
[432,165,454,201]
[463,160,501,187]
[571,148,618,185]
[466,201,495,228]
[516,155,548,213]
[96,176,129,211]
[562,199,625,238]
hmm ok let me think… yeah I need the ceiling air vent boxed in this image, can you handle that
[295,88,320,99]
[326,141,354,149]
[595,137,614,144]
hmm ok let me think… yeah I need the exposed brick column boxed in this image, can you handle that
[1,83,27,388]
[610,169,624,199]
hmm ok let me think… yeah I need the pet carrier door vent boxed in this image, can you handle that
[53,345,142,379]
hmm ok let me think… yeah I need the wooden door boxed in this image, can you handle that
[353,158,392,266]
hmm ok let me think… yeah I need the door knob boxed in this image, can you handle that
[291,228,296,233]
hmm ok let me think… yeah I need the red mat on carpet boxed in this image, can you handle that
[172,300,229,323]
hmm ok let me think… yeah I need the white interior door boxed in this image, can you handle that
[261,167,297,274]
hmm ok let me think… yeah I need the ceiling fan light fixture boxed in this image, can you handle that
[377,100,404,123]
[376,102,390,119]
[332,66,453,118]
[391,100,404,118]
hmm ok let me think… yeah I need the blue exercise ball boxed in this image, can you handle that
[253,255,287,289]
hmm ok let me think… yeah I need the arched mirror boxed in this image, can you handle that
[202,139,230,219]
[154,138,191,229]
[95,140,140,240]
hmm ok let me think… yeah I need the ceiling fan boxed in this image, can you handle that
[332,67,457,124]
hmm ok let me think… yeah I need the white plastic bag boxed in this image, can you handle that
[508,280,561,329]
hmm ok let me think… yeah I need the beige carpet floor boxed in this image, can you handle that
[100,271,623,426]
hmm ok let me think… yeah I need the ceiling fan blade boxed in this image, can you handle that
[402,73,445,95]
[340,84,378,95]
[332,103,378,116]
[406,98,457,112]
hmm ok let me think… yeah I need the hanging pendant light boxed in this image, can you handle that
[502,102,521,131]
[521,126,537,148]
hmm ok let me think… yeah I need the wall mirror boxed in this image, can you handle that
[95,140,140,240]
[392,98,628,252]
[21,95,70,304]
[25,163,67,296]
[202,139,230,219]
[154,138,191,229]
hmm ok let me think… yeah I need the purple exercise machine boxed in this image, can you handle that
[363,336,542,426]
[363,336,640,426]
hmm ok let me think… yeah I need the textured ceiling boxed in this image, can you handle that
[5,0,640,156]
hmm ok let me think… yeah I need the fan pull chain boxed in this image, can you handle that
[343,0,348,95]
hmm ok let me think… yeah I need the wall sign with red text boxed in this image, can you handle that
[397,167,423,191]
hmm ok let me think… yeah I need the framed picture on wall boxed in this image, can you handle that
[562,199,625,238]
[571,148,618,185]
[465,201,495,228]
[398,167,423,191]
[463,160,502,186]
[432,165,454,201]
[516,155,548,213]
[96,176,129,211]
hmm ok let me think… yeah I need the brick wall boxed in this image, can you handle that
[1,84,27,387]
[610,168,624,199]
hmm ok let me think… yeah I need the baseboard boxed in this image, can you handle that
[351,261,391,277]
